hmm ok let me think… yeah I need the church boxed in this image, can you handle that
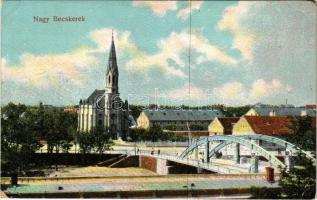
[78,34,129,139]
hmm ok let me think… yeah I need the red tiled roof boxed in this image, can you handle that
[306,104,316,109]
[218,117,240,134]
[244,116,293,136]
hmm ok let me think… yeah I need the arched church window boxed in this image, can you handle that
[98,120,102,126]
[108,75,111,85]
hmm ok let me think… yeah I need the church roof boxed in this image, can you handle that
[142,109,223,121]
[85,89,105,106]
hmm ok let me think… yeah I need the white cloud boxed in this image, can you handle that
[213,79,291,105]
[217,2,256,62]
[1,47,98,89]
[2,28,140,89]
[132,1,177,16]
[153,78,292,105]
[165,84,208,100]
[213,81,247,104]
[126,30,237,78]
[177,1,203,20]
[250,79,292,99]
[89,28,140,55]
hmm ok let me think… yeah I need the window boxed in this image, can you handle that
[98,120,102,126]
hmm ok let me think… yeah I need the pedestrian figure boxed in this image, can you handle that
[158,149,160,155]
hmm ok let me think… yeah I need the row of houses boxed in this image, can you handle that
[136,106,316,133]
[208,116,296,136]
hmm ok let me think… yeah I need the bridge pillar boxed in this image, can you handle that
[205,140,210,163]
[194,144,198,161]
[250,153,259,173]
[197,165,202,173]
[285,151,293,172]
[234,143,240,164]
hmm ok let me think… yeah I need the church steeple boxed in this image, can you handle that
[105,32,119,94]
[106,31,118,75]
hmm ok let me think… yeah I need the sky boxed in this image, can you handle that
[1,1,316,106]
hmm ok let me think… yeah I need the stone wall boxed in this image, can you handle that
[139,156,157,173]
[110,156,139,168]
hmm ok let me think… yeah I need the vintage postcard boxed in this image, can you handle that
[1,0,316,199]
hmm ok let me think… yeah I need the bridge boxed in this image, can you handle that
[113,134,315,174]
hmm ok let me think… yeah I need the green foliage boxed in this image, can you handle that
[129,127,148,141]
[129,105,145,120]
[223,106,251,117]
[76,131,94,155]
[91,126,113,154]
[279,152,316,199]
[1,102,77,175]
[189,124,205,130]
[285,117,316,151]
[129,125,187,142]
[250,187,280,199]
[42,108,76,153]
[1,103,42,174]
[76,126,113,155]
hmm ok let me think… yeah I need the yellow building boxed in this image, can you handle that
[232,116,293,136]
[137,109,223,130]
[208,117,240,135]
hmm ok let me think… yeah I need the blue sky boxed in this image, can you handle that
[1,1,316,106]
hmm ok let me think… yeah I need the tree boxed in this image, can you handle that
[286,117,316,151]
[189,124,204,131]
[41,108,76,153]
[129,127,148,141]
[1,103,42,175]
[129,105,144,120]
[279,152,316,199]
[222,106,251,117]
[91,126,113,154]
[148,125,163,142]
[76,131,94,155]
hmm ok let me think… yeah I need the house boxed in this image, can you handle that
[137,109,223,130]
[232,116,294,136]
[208,117,240,135]
[245,107,316,117]
[306,104,316,109]
[63,108,77,113]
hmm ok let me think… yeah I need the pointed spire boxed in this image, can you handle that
[107,31,118,74]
